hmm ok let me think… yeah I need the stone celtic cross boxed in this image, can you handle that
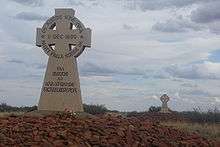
[160,94,170,113]
[36,9,91,58]
[36,9,91,112]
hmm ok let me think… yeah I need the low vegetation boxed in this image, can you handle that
[83,104,108,115]
[179,108,220,123]
[0,103,37,112]
[162,121,220,140]
[148,105,220,124]
[0,103,109,115]
[148,106,161,112]
[1,103,220,124]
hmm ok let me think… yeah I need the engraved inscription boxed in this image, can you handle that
[42,66,78,95]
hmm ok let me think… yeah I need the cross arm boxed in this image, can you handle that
[81,28,91,47]
[67,28,91,47]
[36,28,43,47]
[36,29,58,46]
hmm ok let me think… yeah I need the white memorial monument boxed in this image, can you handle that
[36,9,91,112]
[160,94,171,113]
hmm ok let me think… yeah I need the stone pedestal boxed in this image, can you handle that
[38,57,83,112]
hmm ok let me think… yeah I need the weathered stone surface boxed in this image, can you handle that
[36,9,91,112]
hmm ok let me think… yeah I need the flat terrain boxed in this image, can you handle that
[0,113,219,147]
[0,112,24,117]
[162,122,220,141]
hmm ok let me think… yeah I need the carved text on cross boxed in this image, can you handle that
[37,24,91,53]
[36,9,91,58]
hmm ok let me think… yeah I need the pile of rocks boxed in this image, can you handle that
[0,113,216,146]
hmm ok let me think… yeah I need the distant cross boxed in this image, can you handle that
[160,94,171,113]
[160,94,169,108]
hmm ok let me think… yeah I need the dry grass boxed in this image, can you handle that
[0,112,24,117]
[161,121,220,141]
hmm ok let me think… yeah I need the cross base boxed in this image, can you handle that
[38,57,83,112]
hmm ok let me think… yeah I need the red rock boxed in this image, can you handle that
[0,113,216,147]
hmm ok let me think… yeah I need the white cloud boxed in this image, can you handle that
[123,0,217,11]
[14,12,48,21]
[9,0,43,7]
[165,61,220,80]
[209,21,220,34]
[191,1,220,23]
[152,15,204,33]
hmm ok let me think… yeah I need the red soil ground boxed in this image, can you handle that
[0,113,218,147]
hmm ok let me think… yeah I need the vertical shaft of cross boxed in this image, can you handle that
[54,8,77,55]
[56,17,71,54]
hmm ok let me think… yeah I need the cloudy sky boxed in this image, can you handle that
[0,0,220,111]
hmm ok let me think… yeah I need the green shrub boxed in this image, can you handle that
[0,103,37,112]
[179,107,220,123]
[149,106,161,112]
[0,103,109,115]
[83,104,108,115]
